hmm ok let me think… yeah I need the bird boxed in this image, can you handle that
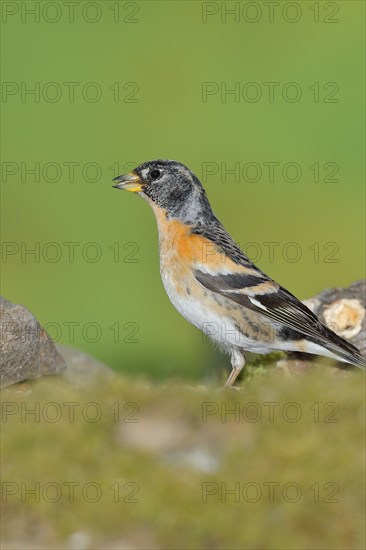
[112,159,365,386]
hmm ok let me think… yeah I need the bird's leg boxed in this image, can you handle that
[225,349,246,387]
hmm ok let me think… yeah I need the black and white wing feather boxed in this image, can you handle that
[194,269,365,369]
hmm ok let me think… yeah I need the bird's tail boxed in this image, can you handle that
[318,326,365,369]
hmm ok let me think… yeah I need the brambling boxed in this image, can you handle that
[113,160,365,386]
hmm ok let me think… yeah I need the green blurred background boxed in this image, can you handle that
[1,0,365,380]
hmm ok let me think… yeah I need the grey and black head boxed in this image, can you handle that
[113,159,213,224]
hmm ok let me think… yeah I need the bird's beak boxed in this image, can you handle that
[112,171,143,193]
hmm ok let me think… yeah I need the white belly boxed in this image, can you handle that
[160,266,272,352]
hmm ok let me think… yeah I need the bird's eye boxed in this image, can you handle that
[150,169,161,180]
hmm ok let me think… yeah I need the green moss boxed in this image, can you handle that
[1,368,365,549]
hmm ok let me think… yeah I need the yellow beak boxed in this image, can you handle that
[112,171,143,193]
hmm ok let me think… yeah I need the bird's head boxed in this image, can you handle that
[113,159,213,224]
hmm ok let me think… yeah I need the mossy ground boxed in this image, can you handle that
[1,362,365,549]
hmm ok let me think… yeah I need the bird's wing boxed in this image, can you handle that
[194,269,365,367]
[194,269,321,338]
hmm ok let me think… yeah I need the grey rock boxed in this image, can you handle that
[0,296,66,388]
[56,344,115,388]
[278,280,365,373]
[303,279,366,355]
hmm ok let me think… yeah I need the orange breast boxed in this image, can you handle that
[151,203,260,276]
